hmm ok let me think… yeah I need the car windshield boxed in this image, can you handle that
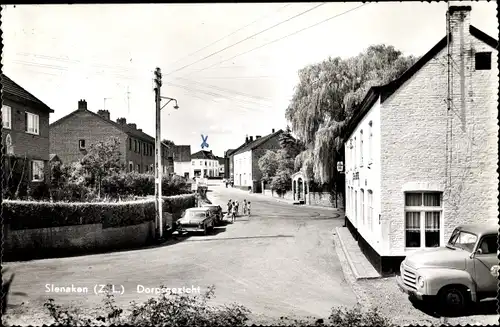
[184,211,206,218]
[447,229,478,253]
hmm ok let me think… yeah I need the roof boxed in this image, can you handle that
[232,129,284,156]
[1,74,54,113]
[217,156,225,165]
[49,154,61,162]
[455,222,498,237]
[50,108,165,145]
[345,25,498,139]
[172,145,191,162]
[191,150,218,160]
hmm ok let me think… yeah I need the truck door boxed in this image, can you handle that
[473,235,499,294]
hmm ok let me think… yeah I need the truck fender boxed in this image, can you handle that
[418,268,476,301]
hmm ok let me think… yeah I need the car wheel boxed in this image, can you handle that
[437,285,470,316]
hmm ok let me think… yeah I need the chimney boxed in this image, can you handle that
[272,128,275,133]
[138,129,142,132]
[78,99,87,110]
[256,135,261,139]
[127,123,137,129]
[117,117,127,125]
[245,135,249,143]
[249,136,254,142]
[447,4,471,42]
[97,109,110,120]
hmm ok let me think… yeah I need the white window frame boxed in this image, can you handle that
[26,112,39,135]
[368,121,373,164]
[367,190,373,231]
[31,160,44,182]
[404,192,443,249]
[360,189,365,226]
[360,130,364,167]
[79,139,86,150]
[2,105,12,129]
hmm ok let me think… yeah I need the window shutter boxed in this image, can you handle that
[25,112,28,131]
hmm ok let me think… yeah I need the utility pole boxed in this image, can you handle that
[154,68,163,239]
[127,86,131,114]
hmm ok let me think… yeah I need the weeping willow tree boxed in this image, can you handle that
[287,44,418,194]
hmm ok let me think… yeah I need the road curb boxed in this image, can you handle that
[335,227,362,280]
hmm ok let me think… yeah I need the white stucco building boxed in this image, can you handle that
[190,150,220,178]
[344,5,498,275]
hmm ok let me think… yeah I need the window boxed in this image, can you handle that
[129,161,133,172]
[129,138,132,150]
[360,131,364,167]
[192,161,195,165]
[354,137,357,168]
[205,161,207,166]
[134,140,138,152]
[139,142,141,154]
[477,235,497,255]
[475,52,491,70]
[405,192,442,248]
[79,139,86,150]
[368,121,373,163]
[360,189,365,226]
[367,190,373,231]
[31,160,44,181]
[2,105,12,129]
[26,112,39,134]
[137,164,140,172]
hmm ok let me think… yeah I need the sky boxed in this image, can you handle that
[2,1,498,157]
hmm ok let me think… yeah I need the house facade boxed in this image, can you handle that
[344,6,498,275]
[49,99,172,174]
[190,150,220,178]
[173,145,191,178]
[217,157,225,178]
[1,74,54,194]
[232,129,283,192]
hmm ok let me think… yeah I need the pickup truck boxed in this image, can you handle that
[397,222,498,315]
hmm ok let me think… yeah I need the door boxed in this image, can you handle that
[473,235,498,293]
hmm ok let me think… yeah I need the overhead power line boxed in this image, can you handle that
[162,2,327,77]
[183,3,369,77]
[167,4,291,68]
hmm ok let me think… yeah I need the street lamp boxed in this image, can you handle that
[153,67,180,240]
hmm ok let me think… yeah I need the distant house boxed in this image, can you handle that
[172,145,191,178]
[343,5,498,275]
[217,156,225,178]
[1,74,54,191]
[49,99,171,174]
[191,150,220,178]
[231,129,283,192]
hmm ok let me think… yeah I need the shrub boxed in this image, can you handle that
[28,182,51,200]
[2,195,196,231]
[50,183,95,202]
[44,285,251,327]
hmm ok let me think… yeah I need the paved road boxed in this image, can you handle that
[5,184,356,323]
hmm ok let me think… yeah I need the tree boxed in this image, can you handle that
[279,125,305,159]
[258,150,279,183]
[161,139,175,148]
[80,137,124,198]
[286,44,418,188]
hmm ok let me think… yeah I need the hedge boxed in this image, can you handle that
[3,194,196,230]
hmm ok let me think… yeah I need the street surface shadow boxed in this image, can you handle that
[184,234,294,242]
[410,297,498,318]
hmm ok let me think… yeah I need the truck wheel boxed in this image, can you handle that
[437,285,470,316]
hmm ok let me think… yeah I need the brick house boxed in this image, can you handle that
[232,129,283,192]
[172,145,191,178]
[343,6,498,275]
[1,74,54,194]
[190,150,220,178]
[49,99,172,175]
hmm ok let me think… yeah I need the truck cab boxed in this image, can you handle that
[397,222,498,314]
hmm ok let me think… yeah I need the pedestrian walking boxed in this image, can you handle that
[235,200,239,215]
[231,202,237,222]
[243,199,247,214]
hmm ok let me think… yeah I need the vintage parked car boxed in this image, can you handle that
[396,222,498,314]
[202,204,224,225]
[176,207,215,235]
